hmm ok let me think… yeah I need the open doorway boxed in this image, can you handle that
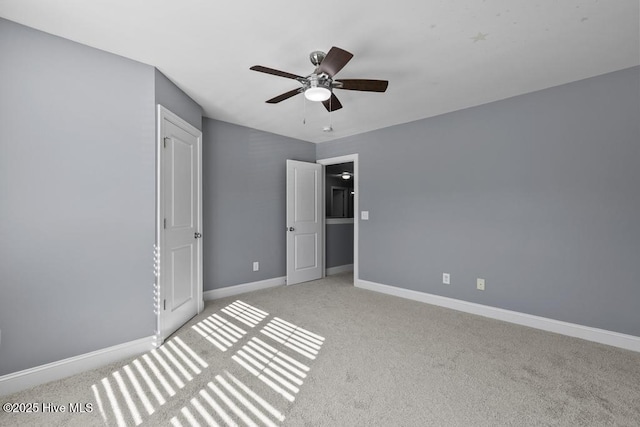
[317,154,359,280]
[327,162,354,219]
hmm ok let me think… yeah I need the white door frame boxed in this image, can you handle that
[155,105,203,346]
[317,154,359,282]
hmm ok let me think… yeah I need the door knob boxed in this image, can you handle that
[288,227,295,232]
[194,232,202,239]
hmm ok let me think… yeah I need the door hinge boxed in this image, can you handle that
[163,299,166,310]
[164,218,167,229]
[163,137,170,148]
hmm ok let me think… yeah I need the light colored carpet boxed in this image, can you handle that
[2,272,639,426]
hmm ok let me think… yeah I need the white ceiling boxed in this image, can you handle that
[1,0,638,143]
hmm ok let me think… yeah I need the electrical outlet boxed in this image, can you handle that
[253,262,259,272]
[443,273,450,285]
[477,278,485,291]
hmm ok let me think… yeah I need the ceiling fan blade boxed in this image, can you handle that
[266,88,302,104]
[317,47,353,77]
[250,65,304,80]
[322,93,343,112]
[335,79,389,92]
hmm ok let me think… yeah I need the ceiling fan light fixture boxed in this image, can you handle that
[305,75,331,102]
[341,172,351,180]
[305,86,331,102]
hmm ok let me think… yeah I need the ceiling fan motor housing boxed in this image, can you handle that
[306,74,331,90]
[309,50,326,67]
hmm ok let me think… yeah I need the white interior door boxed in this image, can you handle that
[157,106,203,342]
[286,160,323,285]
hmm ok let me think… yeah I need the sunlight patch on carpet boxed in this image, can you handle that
[232,336,318,403]
[192,312,248,352]
[260,317,325,360]
[170,372,284,427]
[91,337,205,425]
[221,300,269,328]
[91,301,323,426]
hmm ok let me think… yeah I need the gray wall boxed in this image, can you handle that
[0,19,157,375]
[202,119,315,289]
[326,224,354,268]
[155,69,203,131]
[317,66,640,337]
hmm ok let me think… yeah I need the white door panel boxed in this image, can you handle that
[287,160,323,285]
[170,244,193,308]
[294,168,317,222]
[170,137,194,228]
[295,234,318,270]
[158,106,202,342]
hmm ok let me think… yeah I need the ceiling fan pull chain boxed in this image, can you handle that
[303,95,306,124]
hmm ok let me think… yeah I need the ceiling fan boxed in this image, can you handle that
[250,46,389,112]
[336,171,353,180]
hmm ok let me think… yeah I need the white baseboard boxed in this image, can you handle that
[0,336,154,397]
[204,276,285,300]
[326,264,354,275]
[356,279,640,353]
